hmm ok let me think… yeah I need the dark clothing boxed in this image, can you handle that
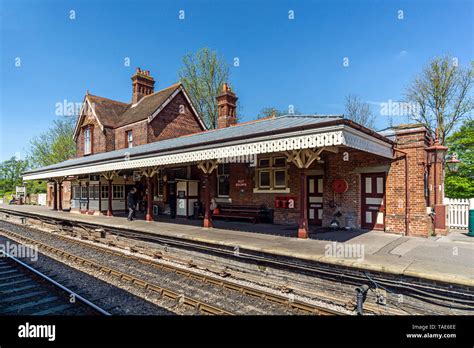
[128,207,135,221]
[127,191,137,221]
[127,192,137,209]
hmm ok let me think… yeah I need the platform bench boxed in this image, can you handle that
[212,204,267,224]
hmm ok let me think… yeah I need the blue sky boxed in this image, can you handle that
[0,0,472,161]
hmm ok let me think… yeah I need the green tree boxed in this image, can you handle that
[344,94,376,129]
[445,119,474,198]
[29,117,76,168]
[178,48,231,129]
[405,55,473,144]
[0,157,29,196]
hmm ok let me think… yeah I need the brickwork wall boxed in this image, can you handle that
[114,121,148,150]
[75,114,107,157]
[147,91,203,142]
[322,149,391,229]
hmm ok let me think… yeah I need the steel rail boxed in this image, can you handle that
[0,228,235,315]
[2,209,472,310]
[0,225,340,315]
[0,248,111,316]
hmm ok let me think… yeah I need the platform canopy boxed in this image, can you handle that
[23,115,394,181]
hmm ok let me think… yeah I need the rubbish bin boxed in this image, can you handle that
[193,201,202,219]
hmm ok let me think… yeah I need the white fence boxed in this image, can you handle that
[444,198,473,230]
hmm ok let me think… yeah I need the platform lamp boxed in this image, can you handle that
[446,152,461,173]
[426,129,448,232]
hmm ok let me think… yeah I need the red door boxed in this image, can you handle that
[361,173,385,230]
[307,175,323,226]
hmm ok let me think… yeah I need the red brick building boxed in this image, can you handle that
[33,68,447,238]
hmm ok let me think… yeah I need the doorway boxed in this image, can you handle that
[307,175,323,226]
[361,172,386,230]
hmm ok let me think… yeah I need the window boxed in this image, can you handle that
[84,127,91,155]
[256,156,288,190]
[259,171,271,188]
[127,130,133,148]
[72,186,80,199]
[274,170,286,188]
[113,185,125,199]
[217,164,230,197]
[101,185,109,199]
[81,186,88,199]
[90,185,99,200]
[157,178,164,197]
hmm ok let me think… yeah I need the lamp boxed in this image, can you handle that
[446,152,461,173]
[426,129,448,167]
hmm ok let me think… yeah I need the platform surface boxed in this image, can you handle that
[1,204,473,287]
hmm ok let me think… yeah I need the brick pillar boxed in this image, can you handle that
[146,176,153,222]
[298,170,308,238]
[203,174,213,228]
[107,180,113,216]
[53,181,58,210]
[58,182,63,211]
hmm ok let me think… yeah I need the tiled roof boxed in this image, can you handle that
[114,83,181,128]
[86,95,128,128]
[86,83,182,129]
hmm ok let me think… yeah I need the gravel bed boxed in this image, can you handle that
[0,222,300,315]
[0,235,177,315]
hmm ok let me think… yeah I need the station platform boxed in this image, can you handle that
[1,204,473,287]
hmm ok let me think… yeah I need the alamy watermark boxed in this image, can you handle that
[379,99,420,117]
[0,241,38,261]
[324,242,365,261]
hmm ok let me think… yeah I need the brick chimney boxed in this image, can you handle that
[216,83,237,128]
[131,67,155,104]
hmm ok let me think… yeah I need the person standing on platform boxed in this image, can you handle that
[127,187,137,221]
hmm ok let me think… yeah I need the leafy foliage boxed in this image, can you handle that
[0,157,29,196]
[178,48,230,129]
[405,55,473,144]
[28,117,76,168]
[445,120,474,198]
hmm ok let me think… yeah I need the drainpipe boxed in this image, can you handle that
[394,148,410,236]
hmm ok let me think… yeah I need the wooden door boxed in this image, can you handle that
[361,173,385,230]
[308,175,323,226]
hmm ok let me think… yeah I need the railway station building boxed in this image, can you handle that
[23,68,448,238]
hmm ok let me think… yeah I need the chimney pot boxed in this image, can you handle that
[131,68,155,104]
[216,82,237,129]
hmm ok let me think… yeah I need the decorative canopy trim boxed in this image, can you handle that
[23,125,393,181]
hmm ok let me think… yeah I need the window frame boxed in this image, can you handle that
[126,130,133,148]
[255,155,288,190]
[217,164,230,197]
[258,170,271,189]
[101,184,109,199]
[83,126,92,155]
[273,169,287,188]
[112,185,125,200]
[80,186,88,199]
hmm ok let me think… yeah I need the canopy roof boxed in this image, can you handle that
[23,115,394,181]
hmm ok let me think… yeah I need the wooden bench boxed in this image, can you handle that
[212,204,267,224]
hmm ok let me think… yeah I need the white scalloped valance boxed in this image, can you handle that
[23,127,393,180]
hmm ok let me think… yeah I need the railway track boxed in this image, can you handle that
[2,209,472,315]
[0,247,110,315]
[0,221,341,315]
